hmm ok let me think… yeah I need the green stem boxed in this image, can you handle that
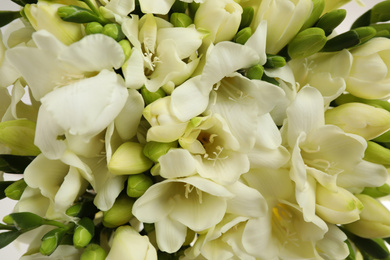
[0,223,17,231]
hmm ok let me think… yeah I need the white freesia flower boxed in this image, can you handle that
[242,168,330,259]
[6,30,125,101]
[284,86,388,223]
[194,0,243,43]
[247,0,313,54]
[122,14,203,92]
[347,37,390,99]
[20,245,82,260]
[160,114,249,185]
[106,226,157,260]
[288,50,352,105]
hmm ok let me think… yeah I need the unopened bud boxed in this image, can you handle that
[234,27,252,45]
[315,8,346,36]
[2,215,14,225]
[362,184,390,198]
[344,194,390,238]
[143,141,178,163]
[264,54,286,68]
[66,201,98,218]
[239,7,254,30]
[170,12,192,27]
[364,141,390,166]
[300,0,325,30]
[315,185,363,224]
[57,5,102,24]
[118,39,132,61]
[246,64,264,80]
[141,86,166,106]
[85,22,103,35]
[40,227,67,255]
[4,179,27,200]
[0,119,40,156]
[103,194,134,228]
[73,217,95,248]
[288,27,327,59]
[81,244,107,260]
[108,142,153,175]
[127,174,153,198]
[103,23,125,42]
[325,102,390,140]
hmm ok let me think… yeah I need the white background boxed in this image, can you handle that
[0,0,387,258]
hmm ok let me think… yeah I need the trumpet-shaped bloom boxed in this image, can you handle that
[284,86,388,224]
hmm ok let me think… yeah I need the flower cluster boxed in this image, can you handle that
[1,0,390,259]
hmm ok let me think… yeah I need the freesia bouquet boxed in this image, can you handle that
[2,0,390,259]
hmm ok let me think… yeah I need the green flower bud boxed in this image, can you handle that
[118,39,132,61]
[333,94,390,112]
[353,26,377,45]
[108,142,153,175]
[103,194,134,228]
[233,27,252,45]
[8,212,44,230]
[66,201,98,218]
[140,86,166,106]
[370,0,390,24]
[85,22,103,35]
[239,6,254,30]
[325,102,390,140]
[81,244,107,260]
[362,183,390,198]
[344,194,390,238]
[246,64,264,80]
[288,27,327,59]
[300,0,325,30]
[127,174,153,198]
[264,54,286,68]
[40,227,67,255]
[73,218,95,248]
[57,5,103,24]
[315,9,346,36]
[2,215,14,225]
[0,119,40,156]
[364,141,390,166]
[102,23,125,42]
[170,12,193,27]
[0,181,14,200]
[4,179,27,200]
[143,141,178,163]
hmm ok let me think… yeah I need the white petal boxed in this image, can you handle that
[114,89,144,140]
[155,218,187,253]
[139,0,175,14]
[123,47,146,89]
[105,0,135,16]
[245,20,267,65]
[201,41,259,86]
[41,70,128,140]
[226,181,267,218]
[32,30,66,55]
[286,86,324,146]
[171,75,210,121]
[159,149,197,178]
[60,34,125,71]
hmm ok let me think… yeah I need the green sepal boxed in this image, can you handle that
[0,181,14,200]
[11,0,37,6]
[40,227,68,255]
[300,0,325,31]
[261,74,279,86]
[141,86,166,105]
[343,228,390,260]
[264,54,286,68]
[8,212,44,231]
[239,7,254,30]
[288,27,327,59]
[4,179,27,200]
[0,230,23,249]
[315,9,346,36]
[370,0,390,24]
[170,13,193,28]
[57,5,107,24]
[0,155,35,174]
[0,11,22,28]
